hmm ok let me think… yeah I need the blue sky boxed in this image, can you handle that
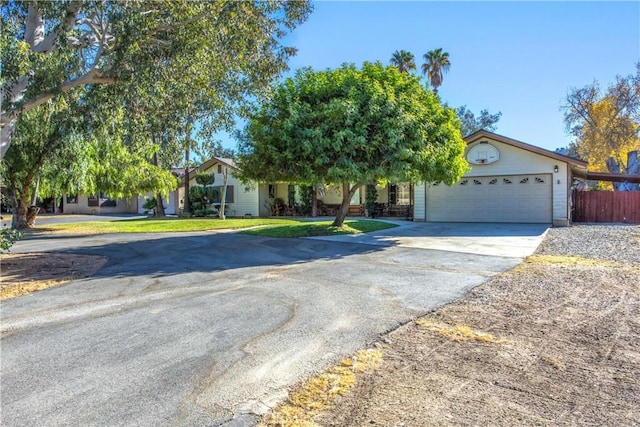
[223,1,639,153]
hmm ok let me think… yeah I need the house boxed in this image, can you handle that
[184,157,261,217]
[413,130,588,226]
[62,131,588,225]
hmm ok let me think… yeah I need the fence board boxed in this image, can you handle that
[573,191,640,223]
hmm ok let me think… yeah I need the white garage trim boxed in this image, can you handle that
[426,174,552,223]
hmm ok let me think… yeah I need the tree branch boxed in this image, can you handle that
[1,70,115,128]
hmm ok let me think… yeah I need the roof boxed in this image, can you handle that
[586,171,640,184]
[465,130,588,169]
[196,156,238,174]
[178,156,239,185]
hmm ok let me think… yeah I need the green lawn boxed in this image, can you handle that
[36,217,398,237]
[38,217,300,234]
[239,219,398,238]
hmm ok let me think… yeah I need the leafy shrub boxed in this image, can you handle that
[1,228,23,252]
[142,197,157,211]
[193,209,217,217]
[189,186,219,212]
[298,185,313,216]
[365,184,378,218]
[195,173,215,186]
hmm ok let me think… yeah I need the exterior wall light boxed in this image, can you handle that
[554,165,559,173]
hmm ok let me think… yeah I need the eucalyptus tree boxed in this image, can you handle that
[421,48,451,94]
[0,0,313,156]
[390,50,416,73]
[456,106,502,136]
[238,62,467,227]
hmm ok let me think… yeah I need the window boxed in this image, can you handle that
[459,179,468,186]
[268,184,276,198]
[396,184,411,205]
[488,179,497,185]
[535,177,545,183]
[473,179,482,185]
[520,177,529,184]
[503,178,512,184]
[212,186,234,203]
[89,193,116,207]
[389,183,411,205]
[66,195,78,204]
[217,165,222,174]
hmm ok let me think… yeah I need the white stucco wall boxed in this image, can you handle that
[63,195,138,215]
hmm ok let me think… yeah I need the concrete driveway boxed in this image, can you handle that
[0,222,548,426]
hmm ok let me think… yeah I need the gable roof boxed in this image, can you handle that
[196,156,238,173]
[465,130,588,169]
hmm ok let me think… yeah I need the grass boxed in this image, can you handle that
[416,319,507,344]
[36,217,301,234]
[240,219,398,238]
[260,349,382,427]
[36,217,397,237]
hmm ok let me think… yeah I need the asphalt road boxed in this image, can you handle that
[0,222,548,426]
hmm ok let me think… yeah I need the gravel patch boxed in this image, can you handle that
[304,223,640,427]
[536,223,640,263]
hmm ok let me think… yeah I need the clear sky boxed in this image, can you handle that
[223,1,640,153]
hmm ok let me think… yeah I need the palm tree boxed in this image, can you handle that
[390,50,416,73]
[421,48,451,94]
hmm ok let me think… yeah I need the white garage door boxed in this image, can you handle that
[426,174,552,223]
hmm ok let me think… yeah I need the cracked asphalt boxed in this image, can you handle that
[0,222,548,426]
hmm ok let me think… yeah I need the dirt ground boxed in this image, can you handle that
[0,252,107,300]
[267,226,640,426]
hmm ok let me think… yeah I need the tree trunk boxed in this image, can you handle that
[151,148,166,217]
[332,182,361,227]
[11,193,39,229]
[30,175,40,206]
[183,147,192,216]
[621,151,640,191]
[311,186,317,217]
[606,157,624,191]
[219,166,229,220]
[155,192,166,217]
[10,174,40,229]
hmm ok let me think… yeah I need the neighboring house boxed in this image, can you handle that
[187,157,261,217]
[63,193,140,215]
[413,130,588,226]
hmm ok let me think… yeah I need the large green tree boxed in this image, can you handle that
[1,90,177,228]
[238,62,468,227]
[421,48,451,94]
[390,50,416,73]
[0,0,312,156]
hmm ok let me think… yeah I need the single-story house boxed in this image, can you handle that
[62,131,588,225]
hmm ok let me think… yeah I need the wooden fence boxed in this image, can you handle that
[573,190,640,223]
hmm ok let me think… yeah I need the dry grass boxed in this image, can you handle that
[1,279,69,300]
[261,349,382,427]
[523,254,615,267]
[415,319,507,344]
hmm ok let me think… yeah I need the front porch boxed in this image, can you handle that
[259,182,414,219]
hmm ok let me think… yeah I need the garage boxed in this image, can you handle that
[414,131,588,226]
[426,174,552,223]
